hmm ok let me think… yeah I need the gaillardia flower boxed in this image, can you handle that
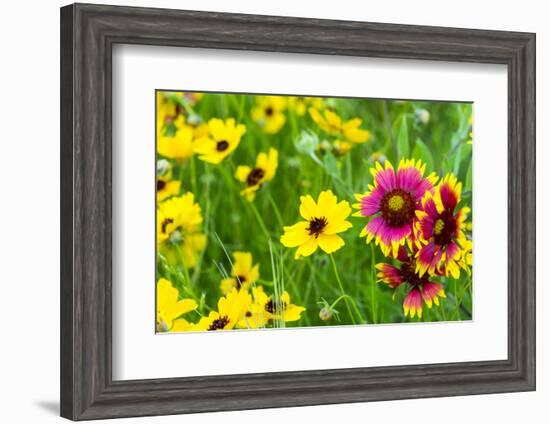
[309,107,370,144]
[193,118,246,164]
[157,193,206,268]
[251,96,287,134]
[194,289,251,331]
[235,148,278,201]
[156,278,197,332]
[280,190,352,259]
[414,173,471,278]
[238,286,305,329]
[220,251,260,295]
[376,247,446,319]
[353,159,437,257]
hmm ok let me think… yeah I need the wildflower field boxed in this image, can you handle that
[156,91,473,333]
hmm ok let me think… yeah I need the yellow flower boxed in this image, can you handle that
[235,148,278,201]
[156,278,197,332]
[156,91,179,134]
[287,96,323,116]
[280,190,352,259]
[194,289,252,331]
[238,286,305,329]
[156,159,181,201]
[193,118,246,164]
[309,107,370,144]
[157,193,206,268]
[251,96,287,134]
[220,252,260,294]
[157,124,195,160]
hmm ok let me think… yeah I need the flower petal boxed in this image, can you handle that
[317,234,345,254]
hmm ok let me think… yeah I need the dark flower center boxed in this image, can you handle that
[246,168,265,186]
[235,275,247,289]
[208,315,230,331]
[156,179,166,191]
[433,210,457,246]
[265,106,274,117]
[216,140,229,151]
[161,218,173,234]
[307,216,328,238]
[265,299,287,314]
[380,189,416,227]
[400,259,429,287]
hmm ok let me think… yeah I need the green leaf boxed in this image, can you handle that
[412,138,434,173]
[396,116,409,159]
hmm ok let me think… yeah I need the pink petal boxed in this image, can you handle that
[360,187,384,216]
[375,168,397,192]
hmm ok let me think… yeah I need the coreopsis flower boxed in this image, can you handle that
[157,91,180,133]
[194,289,252,331]
[414,173,471,278]
[353,159,437,257]
[309,107,370,144]
[251,96,287,134]
[156,159,181,201]
[220,251,260,295]
[376,247,446,319]
[280,190,352,259]
[238,286,305,329]
[287,96,323,116]
[235,148,278,201]
[157,193,206,268]
[156,278,197,332]
[157,124,195,160]
[193,118,246,164]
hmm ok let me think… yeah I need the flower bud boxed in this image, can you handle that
[319,307,333,321]
[415,109,430,125]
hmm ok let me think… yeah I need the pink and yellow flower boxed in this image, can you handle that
[414,173,471,278]
[376,247,446,319]
[353,159,437,257]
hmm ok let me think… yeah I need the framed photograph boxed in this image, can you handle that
[60,3,536,420]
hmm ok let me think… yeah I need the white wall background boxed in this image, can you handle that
[0,0,545,422]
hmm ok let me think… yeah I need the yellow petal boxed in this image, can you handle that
[316,190,338,214]
[299,195,318,220]
[235,165,251,182]
[280,222,310,247]
[295,237,318,259]
[317,234,345,254]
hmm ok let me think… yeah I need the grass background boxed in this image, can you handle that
[157,92,473,328]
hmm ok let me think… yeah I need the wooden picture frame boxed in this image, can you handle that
[60,3,536,420]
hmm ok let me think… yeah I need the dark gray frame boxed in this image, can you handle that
[60,3,536,421]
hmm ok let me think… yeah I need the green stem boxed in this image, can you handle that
[330,294,364,324]
[249,201,271,241]
[330,254,357,325]
[266,191,284,228]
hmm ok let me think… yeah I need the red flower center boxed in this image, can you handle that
[400,259,430,287]
[433,210,457,246]
[380,189,416,227]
